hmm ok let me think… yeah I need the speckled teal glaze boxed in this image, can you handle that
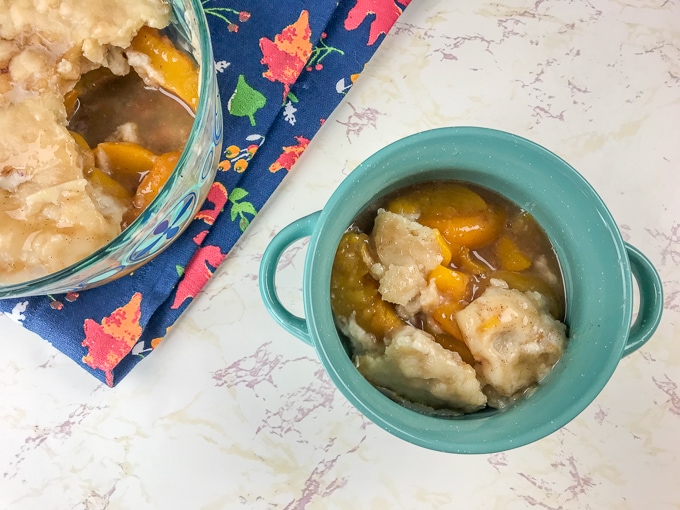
[260,127,663,454]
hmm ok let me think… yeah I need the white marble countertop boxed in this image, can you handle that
[2,1,680,508]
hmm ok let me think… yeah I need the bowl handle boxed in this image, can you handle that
[622,243,664,357]
[259,211,321,346]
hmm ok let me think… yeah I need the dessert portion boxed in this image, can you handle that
[0,0,199,284]
[331,181,567,414]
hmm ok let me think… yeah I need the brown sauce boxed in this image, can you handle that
[69,69,194,155]
[330,180,567,413]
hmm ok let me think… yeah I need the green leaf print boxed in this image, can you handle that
[229,187,248,202]
[228,74,266,126]
[229,187,257,232]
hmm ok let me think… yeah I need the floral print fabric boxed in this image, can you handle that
[0,0,410,386]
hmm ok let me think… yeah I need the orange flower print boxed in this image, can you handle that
[260,10,313,100]
[195,182,228,226]
[150,326,171,350]
[269,136,310,172]
[345,0,410,45]
[171,245,226,310]
[82,292,143,386]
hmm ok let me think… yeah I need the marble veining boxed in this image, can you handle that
[2,0,680,508]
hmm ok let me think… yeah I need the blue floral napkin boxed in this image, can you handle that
[0,0,411,386]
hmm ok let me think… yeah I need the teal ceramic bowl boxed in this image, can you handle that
[259,127,663,454]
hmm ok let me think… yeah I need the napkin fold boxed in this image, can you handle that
[0,0,411,386]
